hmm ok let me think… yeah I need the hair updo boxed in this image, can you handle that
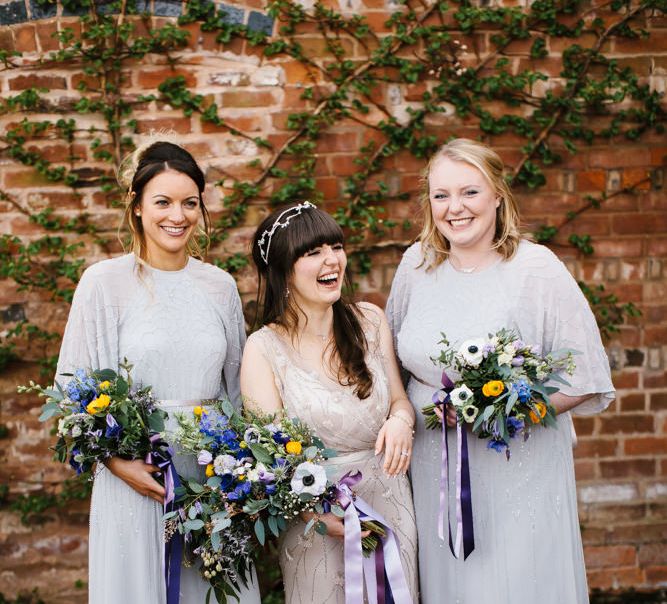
[118,140,211,261]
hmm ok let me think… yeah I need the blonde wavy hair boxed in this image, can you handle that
[117,136,210,262]
[418,138,522,269]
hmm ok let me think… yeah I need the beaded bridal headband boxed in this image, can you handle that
[257,201,316,265]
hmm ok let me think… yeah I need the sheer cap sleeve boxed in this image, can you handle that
[385,242,422,351]
[191,260,247,408]
[530,244,615,415]
[219,281,246,408]
[55,259,121,383]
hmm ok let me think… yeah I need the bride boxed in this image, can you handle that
[240,202,418,603]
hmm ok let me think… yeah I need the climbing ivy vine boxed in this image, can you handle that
[0,0,663,516]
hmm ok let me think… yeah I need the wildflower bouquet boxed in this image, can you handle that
[19,361,168,474]
[170,401,404,603]
[422,328,576,456]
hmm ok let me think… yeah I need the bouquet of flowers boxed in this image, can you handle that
[422,328,576,457]
[169,401,401,603]
[19,361,168,474]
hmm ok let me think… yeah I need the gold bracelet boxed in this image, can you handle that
[388,413,415,436]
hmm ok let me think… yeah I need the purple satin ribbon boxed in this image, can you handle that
[333,471,412,604]
[146,433,182,604]
[433,372,475,560]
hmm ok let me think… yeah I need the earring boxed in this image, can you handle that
[285,287,290,298]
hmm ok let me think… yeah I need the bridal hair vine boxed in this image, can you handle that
[257,201,316,265]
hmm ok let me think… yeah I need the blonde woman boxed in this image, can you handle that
[56,141,260,603]
[386,138,614,603]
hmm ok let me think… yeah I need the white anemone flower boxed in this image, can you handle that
[290,462,328,497]
[450,385,474,407]
[458,338,486,367]
[213,454,238,475]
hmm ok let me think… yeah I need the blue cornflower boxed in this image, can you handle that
[506,416,525,438]
[227,481,251,501]
[105,414,121,439]
[265,484,276,495]
[487,439,507,454]
[511,379,531,403]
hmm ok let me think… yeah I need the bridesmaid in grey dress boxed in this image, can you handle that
[56,141,260,604]
[386,138,614,604]
[240,203,418,603]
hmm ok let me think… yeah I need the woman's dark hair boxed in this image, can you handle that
[119,141,211,260]
[252,204,373,399]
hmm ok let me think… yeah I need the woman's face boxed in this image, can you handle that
[428,156,500,256]
[290,242,347,310]
[137,169,201,265]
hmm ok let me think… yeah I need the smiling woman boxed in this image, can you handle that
[239,203,419,604]
[54,141,261,604]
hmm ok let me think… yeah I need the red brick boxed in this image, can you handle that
[221,90,281,108]
[575,438,618,458]
[613,371,640,389]
[137,68,197,89]
[573,416,595,436]
[646,373,667,389]
[600,458,656,478]
[576,169,606,191]
[612,213,667,235]
[589,148,651,169]
[599,414,654,434]
[8,74,67,90]
[135,117,192,135]
[592,238,644,258]
[645,566,667,583]
[586,567,644,590]
[651,392,667,411]
[574,459,597,480]
[625,437,667,456]
[14,24,37,53]
[584,545,637,568]
[619,392,646,412]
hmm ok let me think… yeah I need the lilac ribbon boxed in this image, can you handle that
[433,372,475,560]
[333,472,412,604]
[146,433,182,604]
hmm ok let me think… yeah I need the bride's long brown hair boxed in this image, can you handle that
[251,205,373,400]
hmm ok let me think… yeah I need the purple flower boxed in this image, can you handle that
[506,416,525,438]
[227,481,252,501]
[105,414,121,439]
[487,439,507,453]
[194,501,203,514]
[265,484,276,495]
[511,355,525,367]
[272,431,290,445]
[197,450,213,465]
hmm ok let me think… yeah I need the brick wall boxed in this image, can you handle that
[0,0,665,600]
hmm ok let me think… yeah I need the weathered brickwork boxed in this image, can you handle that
[0,0,665,601]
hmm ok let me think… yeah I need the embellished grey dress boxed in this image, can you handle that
[247,316,418,604]
[56,253,260,604]
[386,240,614,604]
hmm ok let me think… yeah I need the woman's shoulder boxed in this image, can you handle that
[78,254,134,288]
[187,258,240,296]
[510,240,567,271]
[399,241,424,269]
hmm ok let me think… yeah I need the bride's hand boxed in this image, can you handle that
[434,404,458,428]
[105,457,166,504]
[301,512,371,539]
[375,414,414,476]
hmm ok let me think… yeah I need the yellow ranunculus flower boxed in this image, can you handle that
[86,394,111,415]
[239,441,248,449]
[482,380,505,398]
[98,381,111,391]
[205,464,215,477]
[193,406,204,418]
[285,441,302,455]
[529,402,547,424]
